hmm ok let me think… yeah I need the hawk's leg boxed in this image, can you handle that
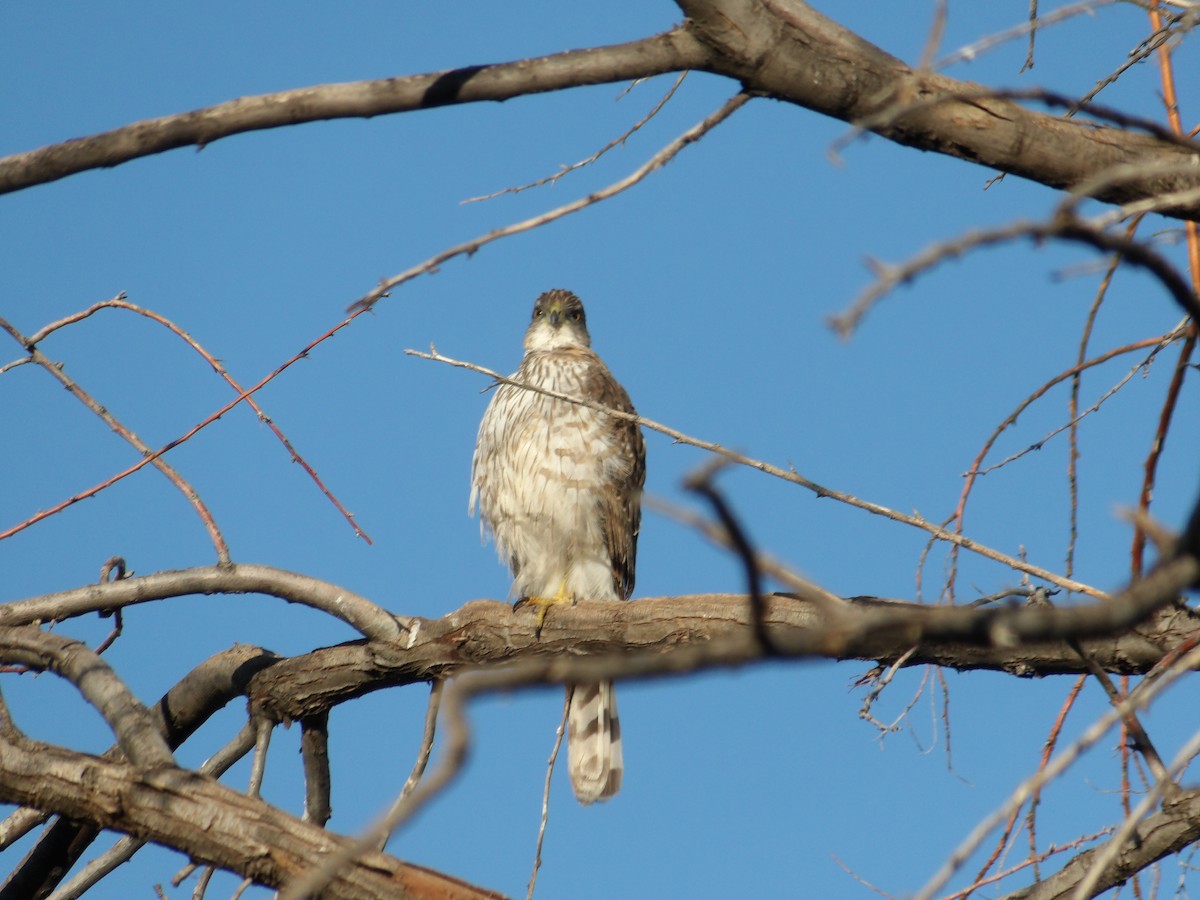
[516,577,575,636]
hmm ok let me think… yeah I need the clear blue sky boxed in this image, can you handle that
[2,3,1199,897]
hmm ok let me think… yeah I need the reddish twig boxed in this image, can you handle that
[1065,224,1139,580]
[0,310,366,547]
[1132,0,1200,576]
[944,328,1181,602]
[942,827,1111,900]
[0,313,230,562]
[31,294,371,544]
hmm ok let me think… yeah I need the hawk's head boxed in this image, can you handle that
[523,289,592,351]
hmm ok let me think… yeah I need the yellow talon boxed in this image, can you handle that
[519,577,575,635]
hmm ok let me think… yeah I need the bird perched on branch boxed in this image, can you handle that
[470,288,645,803]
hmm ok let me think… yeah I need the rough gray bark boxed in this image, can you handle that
[1002,787,1200,900]
[0,727,501,900]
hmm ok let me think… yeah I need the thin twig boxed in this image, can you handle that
[916,0,949,72]
[972,328,1184,477]
[1072,722,1200,899]
[376,678,446,849]
[1070,639,1175,790]
[1066,227,1140,581]
[933,1,1121,71]
[410,346,1104,598]
[464,73,688,204]
[832,206,1200,337]
[1021,0,1039,72]
[943,326,1185,603]
[0,313,230,562]
[348,92,751,314]
[0,310,367,549]
[913,641,1200,900]
[858,646,920,734]
[685,459,776,654]
[527,692,570,900]
[942,828,1112,900]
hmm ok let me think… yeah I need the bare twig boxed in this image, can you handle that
[527,692,570,900]
[913,641,1200,900]
[933,1,1122,71]
[1021,0,1039,72]
[464,73,688,204]
[971,328,1185,477]
[858,646,920,734]
[409,346,1104,598]
[916,0,949,72]
[943,828,1112,900]
[832,206,1200,337]
[28,294,372,544]
[94,556,128,656]
[0,310,367,550]
[397,680,445,805]
[348,92,751,314]
[0,314,230,562]
[685,460,776,654]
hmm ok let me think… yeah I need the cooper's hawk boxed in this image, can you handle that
[470,289,646,804]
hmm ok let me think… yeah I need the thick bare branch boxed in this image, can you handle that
[677,0,1200,220]
[0,29,708,194]
[4,2,1200,222]
[0,627,174,769]
[0,731,501,900]
[247,584,1200,723]
[0,645,280,899]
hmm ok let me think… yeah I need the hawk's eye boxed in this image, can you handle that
[533,308,544,318]
[569,311,581,321]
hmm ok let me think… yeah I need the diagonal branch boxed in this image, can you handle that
[407,347,1104,598]
[0,729,502,900]
[1000,787,1200,900]
[0,627,174,769]
[678,0,1200,220]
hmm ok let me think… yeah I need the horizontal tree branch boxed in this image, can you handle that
[249,586,1200,722]
[0,28,708,194]
[4,2,1199,221]
[6,561,1197,724]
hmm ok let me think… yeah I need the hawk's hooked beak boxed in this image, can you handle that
[548,305,563,327]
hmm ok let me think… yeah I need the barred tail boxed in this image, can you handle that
[567,681,622,804]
